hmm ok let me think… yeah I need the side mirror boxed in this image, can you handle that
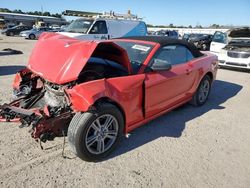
[151,59,172,71]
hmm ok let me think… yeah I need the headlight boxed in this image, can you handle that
[220,49,227,55]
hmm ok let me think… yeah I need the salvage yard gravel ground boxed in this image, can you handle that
[0,35,250,187]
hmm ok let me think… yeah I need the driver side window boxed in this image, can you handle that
[89,21,108,34]
[152,45,194,66]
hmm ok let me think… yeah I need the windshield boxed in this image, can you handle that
[115,41,154,73]
[212,31,227,44]
[65,19,94,33]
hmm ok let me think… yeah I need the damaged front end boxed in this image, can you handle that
[0,32,133,146]
[0,68,73,142]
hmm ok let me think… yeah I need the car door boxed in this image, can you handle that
[88,20,109,40]
[145,45,196,118]
[210,31,227,54]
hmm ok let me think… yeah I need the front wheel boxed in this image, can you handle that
[67,103,124,162]
[191,75,211,106]
[29,34,36,40]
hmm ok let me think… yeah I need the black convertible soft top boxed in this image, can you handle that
[119,36,203,58]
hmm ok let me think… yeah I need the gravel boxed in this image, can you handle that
[0,35,250,188]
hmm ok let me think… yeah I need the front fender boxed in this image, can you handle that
[66,74,145,127]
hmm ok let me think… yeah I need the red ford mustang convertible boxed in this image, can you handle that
[0,33,218,161]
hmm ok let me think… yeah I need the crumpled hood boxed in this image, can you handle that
[27,32,99,84]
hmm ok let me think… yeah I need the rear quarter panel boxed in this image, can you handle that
[188,52,218,94]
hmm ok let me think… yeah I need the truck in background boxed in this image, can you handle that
[59,10,147,40]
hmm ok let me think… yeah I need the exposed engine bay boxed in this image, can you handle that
[224,39,250,53]
[0,57,128,142]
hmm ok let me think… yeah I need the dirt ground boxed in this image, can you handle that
[0,35,250,188]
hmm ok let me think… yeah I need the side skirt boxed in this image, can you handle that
[126,97,192,133]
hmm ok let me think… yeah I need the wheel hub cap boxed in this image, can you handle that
[85,114,119,155]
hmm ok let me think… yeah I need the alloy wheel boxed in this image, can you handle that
[85,114,119,155]
[198,79,210,103]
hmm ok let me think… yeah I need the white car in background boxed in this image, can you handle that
[218,28,250,70]
[210,31,227,55]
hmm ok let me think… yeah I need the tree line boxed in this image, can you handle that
[0,8,62,18]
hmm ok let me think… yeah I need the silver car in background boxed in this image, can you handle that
[20,27,56,40]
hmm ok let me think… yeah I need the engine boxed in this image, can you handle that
[44,83,67,108]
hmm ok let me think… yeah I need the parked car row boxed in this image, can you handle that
[1,24,62,39]
[181,28,250,71]
[1,25,32,36]
[19,27,59,39]
[217,28,250,70]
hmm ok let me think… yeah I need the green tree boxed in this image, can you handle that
[43,12,51,16]
[0,8,11,12]
[169,23,174,28]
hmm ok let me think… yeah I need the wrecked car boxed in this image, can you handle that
[183,33,213,50]
[0,33,218,161]
[218,27,250,70]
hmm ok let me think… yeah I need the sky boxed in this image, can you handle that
[0,0,249,26]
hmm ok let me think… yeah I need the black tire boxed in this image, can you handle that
[68,103,124,162]
[29,34,36,40]
[191,75,211,106]
[9,31,14,36]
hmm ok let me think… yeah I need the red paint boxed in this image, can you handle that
[67,50,217,133]
[66,74,145,130]
[2,34,218,137]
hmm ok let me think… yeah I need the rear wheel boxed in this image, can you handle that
[29,34,35,40]
[191,75,211,106]
[67,103,124,162]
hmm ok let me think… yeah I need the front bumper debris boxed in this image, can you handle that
[0,103,72,142]
[0,104,41,127]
